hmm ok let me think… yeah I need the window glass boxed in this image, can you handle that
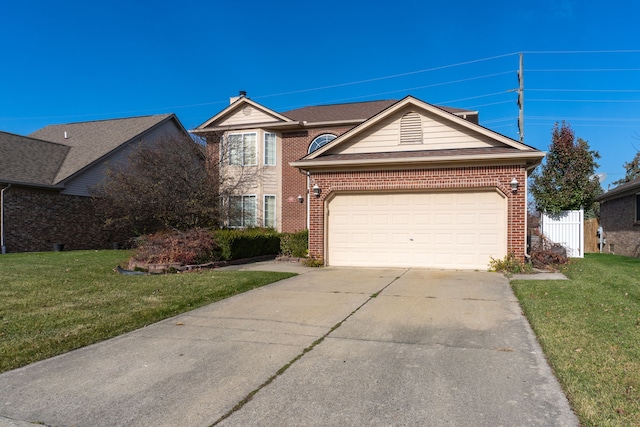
[636,194,640,222]
[243,195,257,227]
[228,134,242,165]
[228,195,257,227]
[243,133,257,166]
[264,195,276,228]
[264,133,276,166]
[227,133,257,166]
[228,196,242,226]
[308,134,337,154]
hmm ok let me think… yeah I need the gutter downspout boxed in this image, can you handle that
[1,184,11,254]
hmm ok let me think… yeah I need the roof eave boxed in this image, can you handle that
[0,179,64,190]
[190,118,365,134]
[290,151,546,171]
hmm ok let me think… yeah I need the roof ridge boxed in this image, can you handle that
[0,129,71,148]
[39,113,173,128]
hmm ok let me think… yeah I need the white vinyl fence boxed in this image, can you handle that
[541,209,584,258]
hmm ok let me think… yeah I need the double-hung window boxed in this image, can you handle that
[264,195,276,228]
[229,195,257,227]
[228,133,257,166]
[264,133,276,166]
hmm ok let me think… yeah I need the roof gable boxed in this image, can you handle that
[0,131,69,186]
[196,98,293,129]
[305,96,536,159]
[29,114,180,184]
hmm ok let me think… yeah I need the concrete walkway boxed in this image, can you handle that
[0,263,577,426]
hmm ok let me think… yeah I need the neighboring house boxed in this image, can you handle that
[194,93,545,269]
[596,178,640,257]
[0,114,189,253]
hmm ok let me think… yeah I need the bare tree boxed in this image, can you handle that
[92,135,220,237]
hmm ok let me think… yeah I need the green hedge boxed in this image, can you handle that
[214,228,281,260]
[280,230,308,258]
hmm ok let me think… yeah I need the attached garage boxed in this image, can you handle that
[327,190,507,269]
[291,96,545,269]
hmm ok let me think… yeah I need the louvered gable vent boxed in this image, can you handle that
[400,111,423,144]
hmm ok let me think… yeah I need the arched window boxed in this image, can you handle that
[308,134,337,154]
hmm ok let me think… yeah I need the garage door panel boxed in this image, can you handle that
[328,191,506,269]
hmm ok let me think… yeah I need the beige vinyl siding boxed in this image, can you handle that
[334,108,503,154]
[217,107,282,127]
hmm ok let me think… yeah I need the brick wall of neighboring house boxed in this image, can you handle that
[280,126,353,233]
[2,186,113,253]
[306,165,527,264]
[600,195,640,257]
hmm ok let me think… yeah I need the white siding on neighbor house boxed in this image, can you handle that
[333,108,502,155]
[61,120,186,196]
[216,106,283,127]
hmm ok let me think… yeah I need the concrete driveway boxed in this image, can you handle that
[0,264,577,427]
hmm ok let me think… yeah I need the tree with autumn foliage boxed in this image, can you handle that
[530,121,602,217]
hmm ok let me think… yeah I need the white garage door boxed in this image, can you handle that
[327,191,507,269]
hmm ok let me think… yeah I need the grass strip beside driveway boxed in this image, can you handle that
[0,250,295,374]
[512,254,640,427]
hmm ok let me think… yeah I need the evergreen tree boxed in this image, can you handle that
[530,121,602,217]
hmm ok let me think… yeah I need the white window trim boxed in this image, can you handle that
[264,194,276,228]
[227,132,257,166]
[264,132,276,166]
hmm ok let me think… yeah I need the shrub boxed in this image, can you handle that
[488,252,532,275]
[132,228,218,265]
[280,230,308,258]
[214,228,280,260]
[530,235,569,270]
[303,255,324,267]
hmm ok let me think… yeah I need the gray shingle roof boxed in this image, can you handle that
[0,131,69,186]
[281,100,475,123]
[596,177,640,202]
[29,114,173,184]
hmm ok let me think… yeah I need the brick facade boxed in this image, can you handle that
[599,194,640,257]
[1,186,115,253]
[280,126,352,233]
[306,165,528,264]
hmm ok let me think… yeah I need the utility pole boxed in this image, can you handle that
[517,53,524,143]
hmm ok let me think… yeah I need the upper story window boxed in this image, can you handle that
[635,193,640,222]
[228,132,257,166]
[308,134,337,154]
[400,111,423,144]
[264,133,276,166]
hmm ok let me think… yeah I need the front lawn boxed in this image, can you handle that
[0,250,295,373]
[512,253,640,427]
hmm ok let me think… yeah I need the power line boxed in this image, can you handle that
[252,53,519,100]
[529,68,640,72]
[523,50,640,54]
[528,99,640,103]
[529,89,640,93]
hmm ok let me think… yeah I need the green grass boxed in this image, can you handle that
[512,253,640,427]
[0,250,295,373]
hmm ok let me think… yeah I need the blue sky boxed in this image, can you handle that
[2,0,639,189]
